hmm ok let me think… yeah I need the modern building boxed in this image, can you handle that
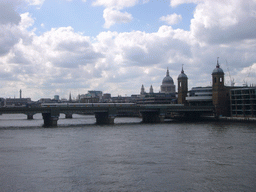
[102,93,111,102]
[39,98,53,103]
[186,87,212,106]
[5,98,32,107]
[0,98,5,107]
[111,95,134,103]
[230,87,256,117]
[78,90,103,103]
[54,95,60,101]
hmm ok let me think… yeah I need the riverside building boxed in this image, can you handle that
[230,87,256,117]
[185,59,255,117]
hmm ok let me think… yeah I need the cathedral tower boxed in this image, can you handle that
[212,58,229,116]
[177,66,188,104]
[149,85,154,94]
[140,84,145,95]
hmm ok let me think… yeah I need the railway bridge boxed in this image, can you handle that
[0,104,214,127]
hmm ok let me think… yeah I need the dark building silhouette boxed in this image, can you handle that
[177,66,188,105]
[211,58,230,116]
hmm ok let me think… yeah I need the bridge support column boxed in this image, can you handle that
[141,112,165,123]
[95,112,115,125]
[27,113,34,120]
[159,114,165,123]
[42,113,59,127]
[65,113,73,118]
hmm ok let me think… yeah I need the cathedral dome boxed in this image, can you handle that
[162,68,174,84]
[160,68,175,94]
[162,76,174,84]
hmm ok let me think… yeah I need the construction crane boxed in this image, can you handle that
[243,65,252,87]
[226,60,235,86]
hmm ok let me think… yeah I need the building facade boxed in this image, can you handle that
[186,87,213,106]
[77,90,103,103]
[5,98,32,106]
[0,98,5,107]
[230,87,256,117]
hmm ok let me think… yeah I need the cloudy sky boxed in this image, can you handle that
[0,0,256,100]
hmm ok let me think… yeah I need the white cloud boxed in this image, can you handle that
[92,0,148,28]
[241,63,256,76]
[160,13,182,25]
[24,0,45,6]
[235,63,256,86]
[0,24,21,56]
[1,0,256,99]
[92,0,140,9]
[32,26,103,68]
[190,0,256,43]
[103,8,133,28]
[19,12,34,30]
[170,0,204,7]
[0,2,38,57]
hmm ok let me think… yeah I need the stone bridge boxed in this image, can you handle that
[0,104,214,127]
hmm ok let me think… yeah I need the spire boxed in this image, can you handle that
[216,57,220,68]
[212,57,224,75]
[150,85,153,94]
[178,64,188,79]
[140,84,145,95]
[69,92,72,102]
[166,67,170,76]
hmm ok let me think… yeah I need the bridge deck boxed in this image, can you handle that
[0,105,214,115]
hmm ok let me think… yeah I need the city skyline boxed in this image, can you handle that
[0,0,256,100]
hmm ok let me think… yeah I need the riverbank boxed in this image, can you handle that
[218,116,256,122]
[170,115,256,123]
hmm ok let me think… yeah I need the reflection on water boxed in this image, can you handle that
[0,114,255,191]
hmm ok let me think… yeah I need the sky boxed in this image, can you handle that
[0,0,256,100]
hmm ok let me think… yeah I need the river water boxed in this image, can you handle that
[0,114,255,192]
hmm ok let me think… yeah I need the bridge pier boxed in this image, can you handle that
[141,111,165,123]
[65,113,73,118]
[42,113,59,127]
[95,112,115,125]
[42,108,60,127]
[27,113,34,120]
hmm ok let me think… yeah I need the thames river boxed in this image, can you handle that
[0,114,255,191]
